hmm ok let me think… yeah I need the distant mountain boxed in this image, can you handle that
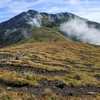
[0,9,100,48]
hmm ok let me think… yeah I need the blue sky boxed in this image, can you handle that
[0,0,100,23]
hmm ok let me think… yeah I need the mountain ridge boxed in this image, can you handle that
[0,9,100,48]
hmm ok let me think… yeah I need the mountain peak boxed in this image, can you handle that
[0,9,100,48]
[27,9,38,15]
[27,9,38,13]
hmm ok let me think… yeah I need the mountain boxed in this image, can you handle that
[0,9,100,48]
[0,10,100,100]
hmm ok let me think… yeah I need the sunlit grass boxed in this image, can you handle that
[0,41,100,99]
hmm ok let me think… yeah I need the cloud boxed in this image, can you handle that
[45,7,68,13]
[4,28,17,36]
[60,18,100,45]
[21,28,28,37]
[0,0,45,13]
[69,0,79,5]
[26,13,42,27]
[0,0,45,22]
[87,7,100,11]
[0,0,100,23]
[76,11,100,22]
[0,0,12,8]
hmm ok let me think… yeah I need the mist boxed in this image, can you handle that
[27,13,42,27]
[21,28,28,37]
[60,18,100,45]
[4,28,17,36]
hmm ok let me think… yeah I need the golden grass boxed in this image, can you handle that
[0,41,100,99]
[0,70,40,87]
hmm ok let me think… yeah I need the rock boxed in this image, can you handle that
[56,81,65,89]
[75,75,81,80]
[0,92,6,98]
[80,88,83,90]
[22,87,27,90]
[15,56,19,60]
[41,70,46,73]
[53,86,56,89]
[64,65,70,68]
[0,64,2,67]
[20,71,28,76]
[6,87,11,90]
[68,92,73,96]
[44,81,47,84]
[88,92,95,95]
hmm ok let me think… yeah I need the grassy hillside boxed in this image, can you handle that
[0,41,100,100]
[14,27,71,45]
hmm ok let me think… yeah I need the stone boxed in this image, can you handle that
[56,81,65,89]
[15,56,19,60]
[88,92,95,95]
[64,65,70,68]
[7,87,11,90]
[75,75,81,80]
[20,71,28,76]
[0,92,6,98]
[41,70,46,73]
[68,92,73,96]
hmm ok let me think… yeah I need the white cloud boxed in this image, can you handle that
[0,0,45,13]
[0,0,12,8]
[60,18,100,45]
[27,13,42,27]
[76,11,100,22]
[0,0,100,23]
[45,7,68,13]
[69,0,79,5]
[87,7,100,11]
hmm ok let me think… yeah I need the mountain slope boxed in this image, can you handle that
[0,9,100,100]
[0,9,100,48]
[0,41,100,100]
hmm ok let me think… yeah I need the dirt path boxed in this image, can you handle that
[0,79,100,97]
[0,64,69,76]
[0,50,69,76]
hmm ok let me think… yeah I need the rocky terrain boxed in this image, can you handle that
[0,41,100,100]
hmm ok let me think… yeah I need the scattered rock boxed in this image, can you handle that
[56,81,65,89]
[68,92,73,96]
[20,71,28,76]
[64,65,70,68]
[74,75,81,80]
[6,87,11,90]
[44,81,47,84]
[41,70,46,73]
[22,87,27,90]
[0,63,68,76]
[0,92,6,98]
[0,64,2,67]
[80,88,83,90]
[15,56,19,60]
[53,86,56,89]
[87,92,95,95]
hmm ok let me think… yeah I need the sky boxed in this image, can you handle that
[0,0,100,23]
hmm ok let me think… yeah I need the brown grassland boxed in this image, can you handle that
[0,41,100,100]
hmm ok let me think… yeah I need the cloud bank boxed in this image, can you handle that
[60,18,100,45]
